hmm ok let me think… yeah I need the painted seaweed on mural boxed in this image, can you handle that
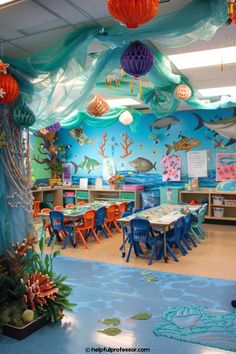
[31,108,236,193]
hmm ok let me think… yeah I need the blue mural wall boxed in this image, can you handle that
[31,107,236,203]
[57,108,235,187]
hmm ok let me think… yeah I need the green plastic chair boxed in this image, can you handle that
[190,204,207,240]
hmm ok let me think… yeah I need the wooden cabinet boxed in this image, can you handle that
[32,186,141,210]
[180,188,236,222]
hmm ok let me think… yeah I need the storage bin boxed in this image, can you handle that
[76,191,89,199]
[120,192,135,200]
[213,207,224,218]
[212,196,224,205]
[224,199,236,206]
[159,186,184,205]
[64,191,75,197]
[64,196,75,205]
[43,193,54,202]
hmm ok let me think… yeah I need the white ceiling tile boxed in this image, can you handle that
[10,26,74,54]
[36,0,89,25]
[1,42,30,59]
[68,0,110,19]
[0,28,24,40]
[0,0,59,30]
[22,19,66,35]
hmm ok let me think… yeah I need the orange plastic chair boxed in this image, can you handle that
[104,205,122,234]
[65,204,75,208]
[77,201,86,206]
[117,202,127,218]
[41,208,52,235]
[33,200,41,218]
[75,210,100,249]
[54,205,64,210]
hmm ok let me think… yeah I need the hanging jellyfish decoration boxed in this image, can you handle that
[107,0,160,29]
[120,41,154,101]
[228,0,236,25]
[12,103,36,128]
[0,60,19,104]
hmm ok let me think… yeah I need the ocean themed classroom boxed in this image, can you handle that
[1,1,236,354]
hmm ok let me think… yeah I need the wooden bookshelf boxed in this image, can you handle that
[180,188,236,222]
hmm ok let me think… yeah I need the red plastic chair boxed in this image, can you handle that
[117,202,127,218]
[75,210,100,249]
[104,205,122,235]
[65,204,75,208]
[77,201,86,206]
[41,208,52,236]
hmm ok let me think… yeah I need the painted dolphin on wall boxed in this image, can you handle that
[193,111,236,146]
[149,116,180,131]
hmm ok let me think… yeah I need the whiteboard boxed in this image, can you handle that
[187,150,208,177]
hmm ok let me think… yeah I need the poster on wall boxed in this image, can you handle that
[103,157,116,181]
[216,153,236,181]
[187,150,208,178]
[161,155,181,181]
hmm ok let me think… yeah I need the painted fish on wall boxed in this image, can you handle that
[71,156,101,174]
[193,111,236,146]
[149,116,180,131]
[70,127,97,146]
[165,135,200,155]
[129,157,157,172]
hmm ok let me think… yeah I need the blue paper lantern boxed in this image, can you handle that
[120,41,154,77]
[13,103,36,128]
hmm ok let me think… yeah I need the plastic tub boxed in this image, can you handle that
[213,207,224,218]
[212,196,224,205]
[224,199,236,206]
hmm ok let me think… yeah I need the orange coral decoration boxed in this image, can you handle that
[120,132,133,158]
[107,0,160,29]
[98,131,108,158]
[87,94,110,117]
[24,272,59,311]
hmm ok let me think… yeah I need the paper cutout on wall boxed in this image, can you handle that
[216,153,236,181]
[103,157,116,181]
[161,155,181,182]
[187,150,208,178]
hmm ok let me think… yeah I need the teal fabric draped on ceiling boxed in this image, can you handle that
[6,0,229,131]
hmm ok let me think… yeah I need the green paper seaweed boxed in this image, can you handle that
[130,313,152,320]
[97,328,121,336]
[99,318,121,326]
[140,271,152,275]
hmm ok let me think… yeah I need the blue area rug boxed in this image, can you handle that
[1,257,236,354]
[154,305,236,352]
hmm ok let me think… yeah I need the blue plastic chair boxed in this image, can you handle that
[158,217,187,262]
[143,205,152,210]
[126,218,159,265]
[126,201,135,213]
[94,207,109,238]
[133,208,141,213]
[182,214,197,249]
[48,211,76,250]
[191,205,207,240]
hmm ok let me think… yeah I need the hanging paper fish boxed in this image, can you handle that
[70,127,97,146]
[71,156,101,174]
[0,130,6,148]
[165,135,200,155]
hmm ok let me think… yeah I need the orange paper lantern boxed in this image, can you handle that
[174,84,192,101]
[107,0,160,29]
[0,74,19,103]
[87,95,110,117]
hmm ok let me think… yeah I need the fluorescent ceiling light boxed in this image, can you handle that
[198,86,236,98]
[0,0,24,8]
[168,46,236,69]
[106,97,141,108]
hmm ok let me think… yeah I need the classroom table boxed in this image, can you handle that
[38,200,126,243]
[117,204,202,263]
